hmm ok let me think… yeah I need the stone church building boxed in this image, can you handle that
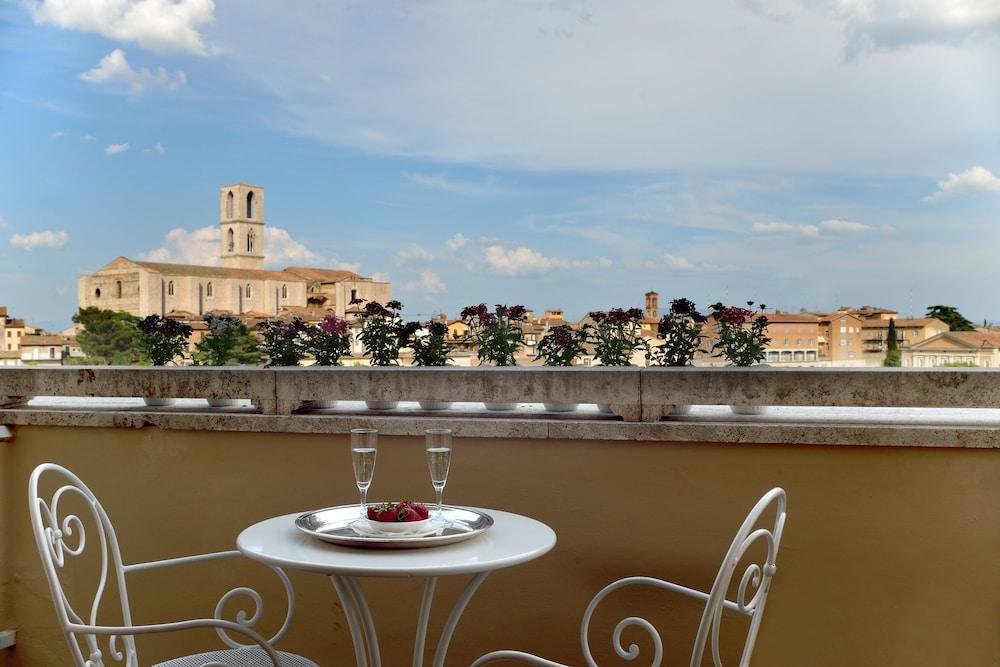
[78,184,390,319]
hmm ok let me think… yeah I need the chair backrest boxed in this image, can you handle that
[28,463,139,666]
[690,487,787,667]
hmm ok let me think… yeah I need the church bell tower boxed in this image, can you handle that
[220,184,265,270]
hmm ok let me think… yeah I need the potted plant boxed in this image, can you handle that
[461,303,528,410]
[404,320,454,410]
[354,298,405,409]
[305,313,352,409]
[534,324,589,412]
[648,298,707,415]
[258,317,309,367]
[588,307,648,413]
[709,301,771,415]
[193,314,261,407]
[136,314,192,406]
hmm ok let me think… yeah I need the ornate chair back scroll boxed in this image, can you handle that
[471,487,787,667]
[29,463,313,667]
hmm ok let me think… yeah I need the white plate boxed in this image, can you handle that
[295,505,494,549]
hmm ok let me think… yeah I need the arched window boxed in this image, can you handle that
[206,282,213,297]
[246,191,254,219]
[281,284,287,299]
[94,288,101,298]
[227,228,235,252]
[115,280,122,298]
[247,230,255,253]
[167,281,175,296]
[245,284,252,298]
[226,191,234,218]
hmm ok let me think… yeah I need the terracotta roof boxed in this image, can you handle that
[948,332,1000,349]
[19,335,70,346]
[284,267,367,283]
[0,306,6,317]
[133,260,300,282]
[0,350,19,359]
[861,318,943,328]
[5,318,26,328]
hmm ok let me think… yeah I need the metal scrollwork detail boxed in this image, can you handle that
[580,578,668,667]
[213,565,295,649]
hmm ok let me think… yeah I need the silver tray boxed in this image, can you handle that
[295,505,494,549]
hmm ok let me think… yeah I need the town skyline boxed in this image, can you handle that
[2,2,999,330]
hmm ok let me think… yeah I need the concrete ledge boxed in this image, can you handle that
[2,402,998,447]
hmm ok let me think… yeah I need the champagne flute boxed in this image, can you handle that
[425,428,452,520]
[351,428,378,517]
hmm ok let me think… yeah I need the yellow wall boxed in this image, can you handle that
[2,425,998,666]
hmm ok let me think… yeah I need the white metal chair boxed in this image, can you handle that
[28,463,318,667]
[472,487,787,667]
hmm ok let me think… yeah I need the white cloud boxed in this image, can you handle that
[663,254,692,270]
[10,230,69,250]
[394,243,435,264]
[404,172,504,196]
[445,233,467,253]
[51,130,66,139]
[924,165,1000,203]
[752,221,820,238]
[402,269,446,295]
[144,142,167,154]
[79,50,186,92]
[24,0,216,55]
[820,219,877,233]
[82,133,96,141]
[216,2,1000,173]
[139,225,345,269]
[483,244,611,276]
[104,143,130,155]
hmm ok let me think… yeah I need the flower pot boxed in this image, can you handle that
[418,400,452,411]
[543,402,578,413]
[597,404,614,414]
[143,398,175,407]
[206,398,239,408]
[303,400,338,410]
[365,400,399,410]
[671,404,693,415]
[730,404,767,416]
[483,402,517,411]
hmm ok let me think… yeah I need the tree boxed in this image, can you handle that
[883,317,901,367]
[72,307,143,365]
[926,305,975,332]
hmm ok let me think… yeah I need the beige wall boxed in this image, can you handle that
[1,425,997,666]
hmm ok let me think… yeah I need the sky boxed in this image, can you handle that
[1,0,999,330]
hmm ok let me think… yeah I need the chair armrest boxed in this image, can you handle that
[123,550,296,649]
[67,618,284,666]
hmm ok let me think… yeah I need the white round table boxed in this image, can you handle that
[237,508,556,667]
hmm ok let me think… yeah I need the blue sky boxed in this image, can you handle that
[1,0,999,330]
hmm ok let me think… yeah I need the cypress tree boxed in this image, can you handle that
[883,317,901,367]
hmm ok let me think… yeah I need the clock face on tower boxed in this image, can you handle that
[219,184,265,270]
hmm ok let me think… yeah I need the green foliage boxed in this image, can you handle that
[588,308,647,367]
[405,321,453,366]
[257,317,309,367]
[461,304,527,366]
[926,305,975,332]
[939,361,977,367]
[137,315,193,366]
[535,324,589,366]
[649,299,706,367]
[883,350,902,367]
[355,300,405,366]
[709,302,770,367]
[193,315,261,366]
[72,307,143,365]
[886,318,900,353]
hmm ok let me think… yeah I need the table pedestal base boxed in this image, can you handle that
[330,572,490,667]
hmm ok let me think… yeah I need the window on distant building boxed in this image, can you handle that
[281,284,288,299]
[227,228,234,252]
[95,288,101,298]
[49,347,55,359]
[246,284,252,298]
[350,288,358,302]
[840,339,847,346]
[116,280,122,298]
[248,230,255,253]
[167,281,174,296]
[796,338,801,346]
[206,282,213,297]
[246,191,255,219]
[227,191,234,218]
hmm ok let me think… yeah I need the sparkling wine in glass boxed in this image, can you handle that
[425,428,452,520]
[351,428,378,517]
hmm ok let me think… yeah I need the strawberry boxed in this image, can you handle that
[398,506,423,522]
[372,502,397,522]
[366,506,378,520]
[410,503,430,520]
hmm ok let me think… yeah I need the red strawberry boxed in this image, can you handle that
[366,506,378,520]
[373,502,397,522]
[398,506,423,522]
[410,503,430,520]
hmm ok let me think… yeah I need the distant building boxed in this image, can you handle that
[761,312,822,365]
[905,331,1000,368]
[861,318,948,356]
[18,334,81,366]
[77,184,390,319]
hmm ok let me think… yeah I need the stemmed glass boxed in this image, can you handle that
[350,428,378,517]
[425,428,452,521]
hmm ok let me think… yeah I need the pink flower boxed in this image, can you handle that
[322,314,349,335]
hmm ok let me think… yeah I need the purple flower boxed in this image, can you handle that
[428,321,448,337]
[321,314,349,335]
